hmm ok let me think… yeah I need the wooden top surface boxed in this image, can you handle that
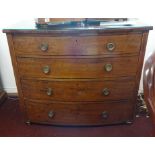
[3,19,153,34]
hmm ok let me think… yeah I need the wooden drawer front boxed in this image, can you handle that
[17,56,139,79]
[22,80,135,101]
[25,101,134,125]
[13,34,142,56]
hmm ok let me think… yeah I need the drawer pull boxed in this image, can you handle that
[40,43,48,52]
[106,42,115,51]
[104,63,113,72]
[47,88,53,96]
[48,111,55,118]
[102,111,109,119]
[102,88,110,96]
[42,65,50,74]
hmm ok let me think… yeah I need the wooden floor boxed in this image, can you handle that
[0,97,154,137]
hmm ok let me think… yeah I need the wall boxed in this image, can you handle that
[0,19,24,93]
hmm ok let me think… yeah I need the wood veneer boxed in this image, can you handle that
[3,20,152,126]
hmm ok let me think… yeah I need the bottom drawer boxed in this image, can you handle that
[25,100,134,126]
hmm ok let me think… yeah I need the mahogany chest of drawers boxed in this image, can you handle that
[3,20,152,126]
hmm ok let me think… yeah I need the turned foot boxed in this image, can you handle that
[146,115,150,118]
[25,121,31,125]
[136,115,140,118]
[126,120,133,124]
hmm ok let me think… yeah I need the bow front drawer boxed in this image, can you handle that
[17,56,139,79]
[25,100,134,126]
[13,34,142,56]
[21,79,135,101]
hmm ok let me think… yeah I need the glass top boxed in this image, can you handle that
[3,19,153,33]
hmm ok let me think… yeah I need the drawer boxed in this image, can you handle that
[13,34,142,56]
[17,56,139,79]
[25,100,134,125]
[21,79,135,101]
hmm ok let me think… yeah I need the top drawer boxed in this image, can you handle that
[13,34,142,56]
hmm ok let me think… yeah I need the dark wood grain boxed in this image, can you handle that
[21,79,135,101]
[6,34,27,120]
[17,56,139,79]
[25,100,134,126]
[13,34,142,56]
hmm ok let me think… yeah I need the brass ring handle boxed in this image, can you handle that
[47,88,53,96]
[40,43,49,52]
[104,63,113,72]
[42,65,50,74]
[102,88,110,96]
[106,42,115,51]
[48,111,55,118]
[102,111,109,119]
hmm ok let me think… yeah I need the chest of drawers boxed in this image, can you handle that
[3,20,152,126]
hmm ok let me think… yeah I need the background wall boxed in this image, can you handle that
[0,19,20,93]
[0,0,155,93]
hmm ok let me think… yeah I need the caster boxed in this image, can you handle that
[146,115,150,118]
[25,121,31,125]
[136,115,140,118]
[126,120,133,124]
